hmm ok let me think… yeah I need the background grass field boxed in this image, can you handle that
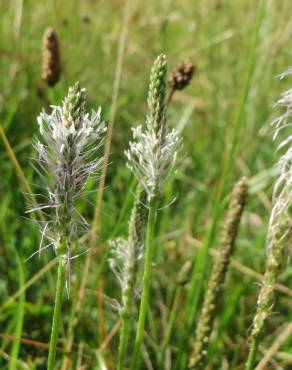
[0,0,292,369]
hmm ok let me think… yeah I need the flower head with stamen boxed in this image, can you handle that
[125,54,182,200]
[30,82,106,277]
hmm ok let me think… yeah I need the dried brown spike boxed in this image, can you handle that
[41,27,61,87]
[169,60,195,91]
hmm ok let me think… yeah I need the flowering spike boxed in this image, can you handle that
[245,69,292,370]
[109,185,147,296]
[62,82,85,127]
[125,54,182,200]
[32,83,106,272]
[147,54,168,134]
[189,177,248,370]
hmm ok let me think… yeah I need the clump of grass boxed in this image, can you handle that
[245,69,292,370]
[189,177,248,369]
[30,82,106,369]
[125,54,182,370]
[41,27,61,87]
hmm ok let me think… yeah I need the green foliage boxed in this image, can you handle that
[0,0,291,369]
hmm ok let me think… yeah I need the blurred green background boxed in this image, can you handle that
[0,0,291,369]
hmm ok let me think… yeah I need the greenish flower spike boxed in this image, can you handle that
[126,54,183,370]
[147,54,168,134]
[111,55,171,370]
[189,177,248,370]
[126,54,182,201]
[62,81,86,129]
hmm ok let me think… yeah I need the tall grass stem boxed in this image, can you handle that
[117,316,130,370]
[114,185,147,369]
[131,194,158,370]
[47,257,66,370]
[9,250,25,370]
[245,337,259,370]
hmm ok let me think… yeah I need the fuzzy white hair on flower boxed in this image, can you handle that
[125,54,182,200]
[109,236,143,300]
[268,68,292,247]
[125,125,181,200]
[108,238,131,288]
[28,83,106,273]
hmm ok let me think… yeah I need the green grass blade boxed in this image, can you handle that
[9,248,25,370]
[175,2,267,367]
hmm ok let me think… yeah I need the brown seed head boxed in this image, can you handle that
[169,60,195,91]
[41,27,61,87]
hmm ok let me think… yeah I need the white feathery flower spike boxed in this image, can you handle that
[268,68,292,247]
[29,82,106,280]
[245,69,292,370]
[125,54,182,200]
[125,125,181,200]
[108,185,147,300]
[108,237,131,289]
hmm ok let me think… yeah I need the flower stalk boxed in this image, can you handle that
[30,82,105,369]
[131,191,158,370]
[245,69,292,370]
[110,185,147,370]
[126,54,181,369]
[47,256,66,370]
[245,221,290,370]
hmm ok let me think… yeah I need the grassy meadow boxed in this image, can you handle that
[0,0,292,369]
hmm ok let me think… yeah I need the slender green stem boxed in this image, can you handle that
[245,337,259,370]
[131,195,158,370]
[9,250,25,370]
[116,186,147,369]
[159,287,182,366]
[117,312,130,370]
[47,256,66,370]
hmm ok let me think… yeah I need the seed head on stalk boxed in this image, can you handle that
[245,69,292,370]
[29,82,106,287]
[250,69,292,338]
[125,54,182,201]
[189,177,248,370]
[168,59,195,91]
[126,54,183,370]
[269,68,292,243]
